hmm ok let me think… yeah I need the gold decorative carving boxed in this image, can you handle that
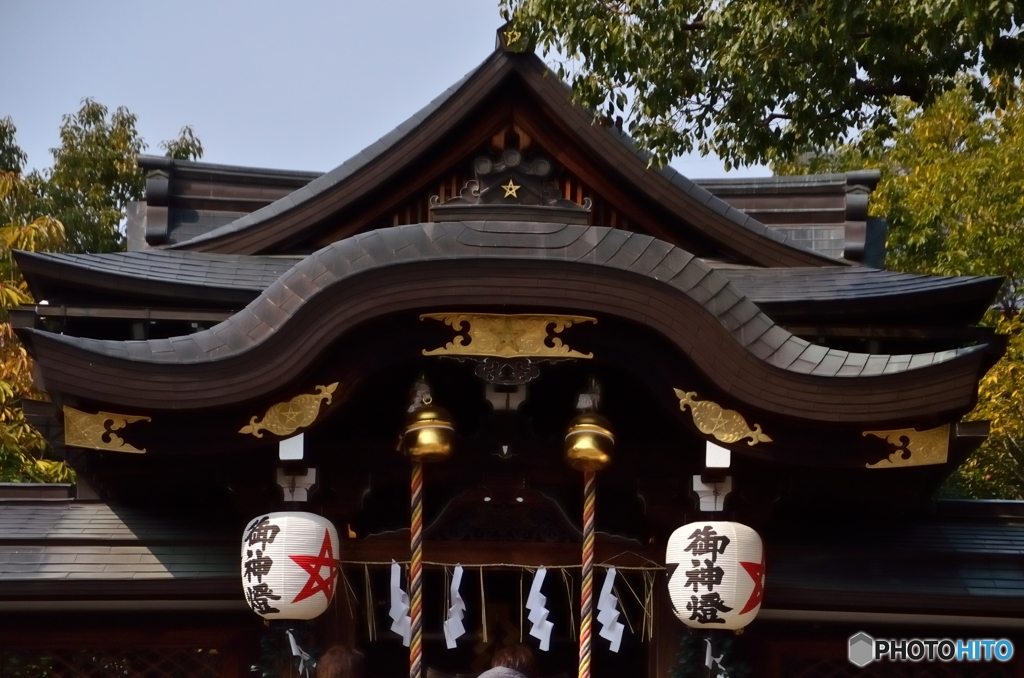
[503,28,522,45]
[673,389,772,446]
[421,313,596,359]
[501,179,521,198]
[63,406,150,454]
[239,383,339,438]
[863,424,950,468]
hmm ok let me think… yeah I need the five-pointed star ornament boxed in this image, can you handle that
[738,557,765,614]
[289,529,339,603]
[501,180,521,198]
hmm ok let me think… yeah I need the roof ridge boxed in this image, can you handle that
[15,247,1001,321]
[162,46,842,267]
[168,52,502,250]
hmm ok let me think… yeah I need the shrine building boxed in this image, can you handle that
[2,27,1022,678]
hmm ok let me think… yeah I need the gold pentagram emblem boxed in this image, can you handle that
[501,180,521,198]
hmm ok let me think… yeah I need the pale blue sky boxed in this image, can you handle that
[1,0,769,179]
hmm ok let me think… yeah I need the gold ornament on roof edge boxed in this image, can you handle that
[673,389,772,446]
[421,313,596,359]
[63,406,151,454]
[239,383,339,438]
[863,424,950,468]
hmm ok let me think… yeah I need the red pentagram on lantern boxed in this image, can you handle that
[289,529,339,603]
[738,557,765,614]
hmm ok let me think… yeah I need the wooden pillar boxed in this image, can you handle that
[649,571,680,678]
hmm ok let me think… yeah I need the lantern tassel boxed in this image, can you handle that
[578,471,596,678]
[286,630,311,678]
[705,637,727,677]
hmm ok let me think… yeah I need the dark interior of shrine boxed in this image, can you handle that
[67,307,975,537]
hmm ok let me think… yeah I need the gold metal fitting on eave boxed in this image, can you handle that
[864,424,950,468]
[63,406,151,454]
[239,382,338,438]
[673,389,772,446]
[420,313,596,359]
[401,402,455,463]
[564,412,615,472]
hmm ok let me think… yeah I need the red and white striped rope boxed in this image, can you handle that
[410,461,424,678]
[578,471,596,678]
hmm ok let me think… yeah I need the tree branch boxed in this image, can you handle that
[854,78,928,103]
[599,2,705,29]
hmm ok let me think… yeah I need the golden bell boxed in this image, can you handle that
[564,412,614,472]
[401,404,454,463]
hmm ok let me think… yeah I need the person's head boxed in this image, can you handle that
[316,645,366,678]
[491,642,537,678]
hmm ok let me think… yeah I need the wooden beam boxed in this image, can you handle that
[30,305,233,323]
[340,538,663,570]
[782,324,992,340]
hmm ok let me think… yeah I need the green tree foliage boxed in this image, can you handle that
[26,100,204,254]
[0,119,72,482]
[501,0,1024,168]
[42,99,147,253]
[0,106,203,482]
[962,314,1024,498]
[160,125,204,161]
[775,84,1024,498]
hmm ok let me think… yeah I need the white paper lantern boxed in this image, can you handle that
[665,521,764,630]
[241,511,340,620]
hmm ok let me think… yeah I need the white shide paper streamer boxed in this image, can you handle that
[525,567,554,651]
[389,560,412,647]
[443,565,467,649]
[597,567,625,652]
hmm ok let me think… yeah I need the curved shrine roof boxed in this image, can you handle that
[161,46,839,267]
[19,221,995,422]
[16,248,1001,325]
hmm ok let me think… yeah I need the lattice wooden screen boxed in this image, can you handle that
[0,648,221,678]
[381,168,633,233]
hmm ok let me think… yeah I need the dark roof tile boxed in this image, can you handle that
[767,337,810,369]
[736,314,774,347]
[627,238,674,276]
[668,260,712,293]
[251,298,289,331]
[22,220,995,424]
[860,355,891,376]
[648,246,693,283]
